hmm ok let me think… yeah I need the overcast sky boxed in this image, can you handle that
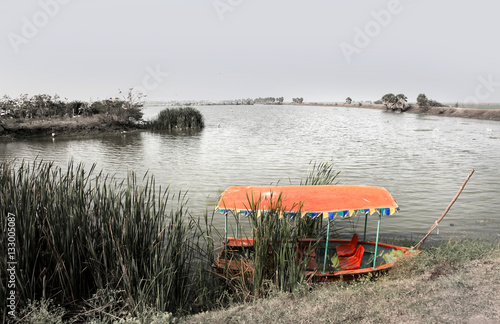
[1,0,499,103]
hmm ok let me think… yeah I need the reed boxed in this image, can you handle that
[300,160,341,186]
[0,160,218,321]
[0,159,341,320]
[149,107,205,131]
[218,160,342,299]
[220,198,322,300]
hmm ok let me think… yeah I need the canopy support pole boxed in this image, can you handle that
[372,212,382,269]
[322,219,331,274]
[363,212,368,241]
[236,214,239,238]
[224,213,228,262]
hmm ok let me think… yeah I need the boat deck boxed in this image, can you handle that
[312,241,400,271]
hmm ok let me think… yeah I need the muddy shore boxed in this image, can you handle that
[0,115,141,139]
[296,102,500,121]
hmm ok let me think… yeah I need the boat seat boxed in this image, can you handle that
[335,233,359,257]
[338,245,365,270]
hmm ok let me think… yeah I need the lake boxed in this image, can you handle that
[1,104,499,244]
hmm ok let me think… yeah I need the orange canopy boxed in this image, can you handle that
[216,185,399,219]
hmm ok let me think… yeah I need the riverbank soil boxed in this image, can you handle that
[404,105,500,120]
[0,115,140,138]
[296,102,500,121]
[185,252,500,323]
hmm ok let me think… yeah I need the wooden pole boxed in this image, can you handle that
[413,169,475,250]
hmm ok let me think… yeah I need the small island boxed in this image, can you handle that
[0,90,205,139]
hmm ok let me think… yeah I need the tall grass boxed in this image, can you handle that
[220,161,342,299]
[300,160,341,186]
[0,159,341,320]
[0,160,219,322]
[149,107,205,131]
[220,198,319,300]
[251,201,318,296]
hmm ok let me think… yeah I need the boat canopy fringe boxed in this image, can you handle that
[216,185,399,220]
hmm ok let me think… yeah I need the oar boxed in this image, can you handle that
[413,169,475,250]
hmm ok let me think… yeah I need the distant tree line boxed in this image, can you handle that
[381,93,408,111]
[416,94,443,108]
[217,97,285,105]
[254,97,284,104]
[376,93,443,111]
[292,97,303,103]
[0,90,144,122]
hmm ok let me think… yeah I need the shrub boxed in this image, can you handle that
[149,107,205,131]
[417,94,443,108]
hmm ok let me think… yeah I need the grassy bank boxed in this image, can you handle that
[294,102,500,121]
[186,240,500,323]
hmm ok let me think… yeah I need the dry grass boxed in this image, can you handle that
[184,244,500,324]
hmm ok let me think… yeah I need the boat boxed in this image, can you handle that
[213,185,418,282]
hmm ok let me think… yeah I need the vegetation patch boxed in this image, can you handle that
[148,107,205,131]
[3,158,498,323]
[0,90,145,138]
[0,160,222,322]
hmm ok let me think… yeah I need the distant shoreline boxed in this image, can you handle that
[292,102,500,121]
[2,102,499,139]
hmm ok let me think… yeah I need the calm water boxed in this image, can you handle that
[1,105,500,244]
